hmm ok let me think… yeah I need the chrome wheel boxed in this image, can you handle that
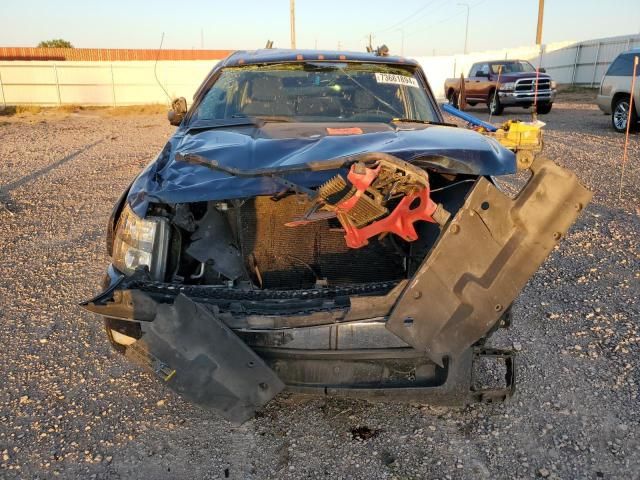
[613,101,629,131]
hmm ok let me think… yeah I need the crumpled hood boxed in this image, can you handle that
[128,123,516,217]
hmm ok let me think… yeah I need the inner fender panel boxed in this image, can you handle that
[386,157,592,366]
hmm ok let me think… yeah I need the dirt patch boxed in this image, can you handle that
[0,104,168,120]
[556,85,598,104]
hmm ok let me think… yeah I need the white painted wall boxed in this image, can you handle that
[418,34,640,100]
[0,60,218,106]
[1,34,639,107]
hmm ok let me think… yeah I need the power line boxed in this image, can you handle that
[403,0,487,39]
[382,0,450,36]
[372,0,439,35]
[350,0,446,48]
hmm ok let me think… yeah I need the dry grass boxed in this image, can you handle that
[0,105,43,115]
[0,103,168,118]
[103,104,168,116]
[556,85,598,104]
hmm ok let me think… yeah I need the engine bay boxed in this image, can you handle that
[147,156,475,290]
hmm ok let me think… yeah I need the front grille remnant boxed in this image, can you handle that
[234,195,406,289]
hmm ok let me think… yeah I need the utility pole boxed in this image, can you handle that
[458,3,470,54]
[368,33,373,51]
[536,0,545,45]
[290,0,296,49]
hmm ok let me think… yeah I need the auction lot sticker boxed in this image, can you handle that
[375,73,419,88]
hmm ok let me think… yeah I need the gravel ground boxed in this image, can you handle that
[0,99,638,480]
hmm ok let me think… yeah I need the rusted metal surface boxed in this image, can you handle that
[387,157,593,366]
[0,47,233,61]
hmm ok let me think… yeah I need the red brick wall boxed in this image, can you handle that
[0,47,234,61]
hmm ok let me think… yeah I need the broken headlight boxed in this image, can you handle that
[111,204,169,280]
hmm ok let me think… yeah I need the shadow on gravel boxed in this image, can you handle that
[0,138,104,194]
[0,138,104,215]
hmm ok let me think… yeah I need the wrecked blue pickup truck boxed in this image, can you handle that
[81,49,591,424]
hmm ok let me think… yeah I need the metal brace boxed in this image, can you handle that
[470,347,516,403]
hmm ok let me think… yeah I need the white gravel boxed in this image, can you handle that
[0,101,638,479]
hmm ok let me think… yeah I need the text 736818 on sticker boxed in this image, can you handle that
[374,73,419,88]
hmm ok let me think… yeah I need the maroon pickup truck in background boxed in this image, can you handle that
[444,60,557,115]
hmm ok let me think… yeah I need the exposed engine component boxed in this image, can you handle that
[287,156,450,249]
[184,203,246,281]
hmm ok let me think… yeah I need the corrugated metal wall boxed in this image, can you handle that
[530,34,640,86]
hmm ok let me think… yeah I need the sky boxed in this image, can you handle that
[1,0,639,56]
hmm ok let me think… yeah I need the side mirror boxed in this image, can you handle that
[168,97,187,126]
[538,67,546,73]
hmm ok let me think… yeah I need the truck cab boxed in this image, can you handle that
[445,60,557,115]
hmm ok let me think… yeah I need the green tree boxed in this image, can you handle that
[37,39,73,48]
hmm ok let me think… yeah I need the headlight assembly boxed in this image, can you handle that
[500,82,515,92]
[111,204,169,280]
[550,80,557,90]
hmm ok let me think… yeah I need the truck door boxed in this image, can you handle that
[467,63,489,101]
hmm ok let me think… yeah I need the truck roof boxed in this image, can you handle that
[220,49,419,67]
[472,59,530,64]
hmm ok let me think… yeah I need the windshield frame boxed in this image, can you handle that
[489,60,537,74]
[183,60,443,127]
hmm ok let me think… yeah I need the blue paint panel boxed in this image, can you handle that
[128,123,516,217]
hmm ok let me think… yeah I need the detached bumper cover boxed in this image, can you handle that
[387,157,592,365]
[128,294,284,424]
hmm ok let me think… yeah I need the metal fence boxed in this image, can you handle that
[532,34,640,86]
[0,60,217,107]
[1,34,639,107]
[417,34,640,99]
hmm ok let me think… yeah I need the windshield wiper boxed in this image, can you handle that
[234,115,292,123]
[186,118,260,134]
[186,116,291,134]
[391,118,457,127]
